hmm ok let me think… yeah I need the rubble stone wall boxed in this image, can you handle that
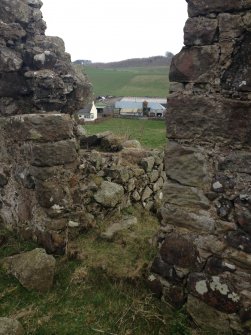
[151,0,251,333]
[0,0,91,254]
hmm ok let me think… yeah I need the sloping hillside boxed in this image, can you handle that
[84,66,170,97]
[88,55,173,69]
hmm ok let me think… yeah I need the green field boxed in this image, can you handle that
[84,66,170,97]
[84,118,167,149]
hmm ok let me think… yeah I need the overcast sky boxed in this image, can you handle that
[41,0,188,63]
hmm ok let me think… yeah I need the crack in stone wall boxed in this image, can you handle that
[150,0,251,333]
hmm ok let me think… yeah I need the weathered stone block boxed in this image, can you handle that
[167,96,251,144]
[31,139,78,167]
[0,48,23,72]
[219,13,245,40]
[141,156,155,173]
[187,295,234,333]
[1,248,56,292]
[184,17,218,46]
[94,181,124,208]
[219,151,251,174]
[4,114,74,142]
[163,181,210,210]
[186,0,251,17]
[0,21,26,41]
[0,0,33,25]
[161,204,215,233]
[160,232,200,270]
[165,142,208,188]
[188,273,241,313]
[35,180,66,209]
[169,45,219,83]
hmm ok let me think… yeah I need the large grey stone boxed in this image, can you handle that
[169,45,219,83]
[165,142,208,188]
[141,156,155,173]
[184,17,218,46]
[94,181,124,207]
[161,204,215,233]
[160,232,200,270]
[187,296,232,333]
[0,318,24,335]
[187,273,241,313]
[31,140,78,167]
[167,96,251,145]
[5,114,74,142]
[163,181,210,210]
[1,248,56,292]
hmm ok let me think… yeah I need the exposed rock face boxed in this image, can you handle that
[152,0,251,333]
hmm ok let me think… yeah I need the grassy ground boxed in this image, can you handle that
[84,118,167,149]
[0,207,192,335]
[84,66,170,97]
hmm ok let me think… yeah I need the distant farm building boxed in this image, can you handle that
[78,101,97,121]
[95,102,113,118]
[115,97,166,118]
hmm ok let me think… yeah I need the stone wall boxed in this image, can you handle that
[0,0,91,115]
[0,0,91,253]
[79,134,166,219]
[151,1,251,333]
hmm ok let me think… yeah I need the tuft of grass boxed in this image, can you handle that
[84,118,167,149]
[169,311,192,335]
[0,228,37,258]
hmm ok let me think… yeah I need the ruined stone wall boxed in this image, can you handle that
[151,1,251,333]
[0,0,91,253]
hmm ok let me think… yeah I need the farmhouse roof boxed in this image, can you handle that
[120,97,167,104]
[115,101,165,110]
[78,104,92,114]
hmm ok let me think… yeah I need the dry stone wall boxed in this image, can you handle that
[79,134,166,219]
[151,1,251,333]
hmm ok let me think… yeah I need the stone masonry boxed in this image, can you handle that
[0,0,91,254]
[151,1,251,333]
[0,0,166,256]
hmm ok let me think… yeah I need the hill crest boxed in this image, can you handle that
[80,55,173,69]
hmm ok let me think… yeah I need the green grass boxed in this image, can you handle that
[0,208,192,335]
[84,66,170,97]
[84,118,167,149]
